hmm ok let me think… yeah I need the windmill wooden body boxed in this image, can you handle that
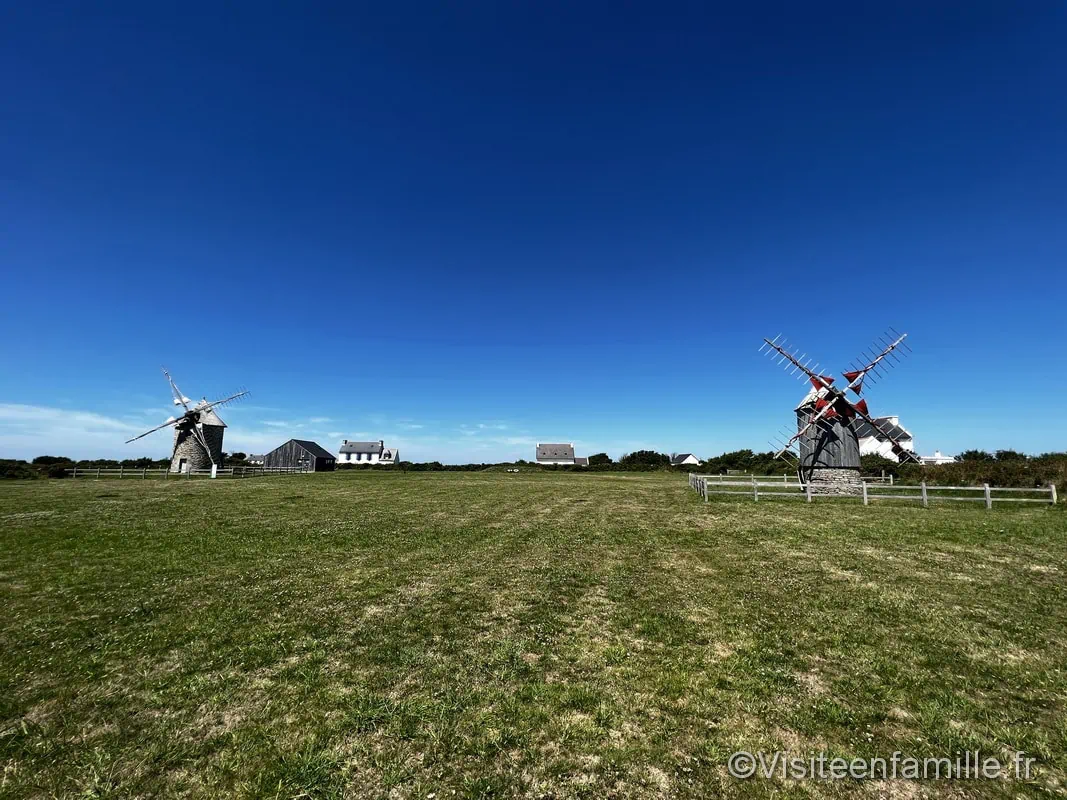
[760,330,919,494]
[126,370,247,474]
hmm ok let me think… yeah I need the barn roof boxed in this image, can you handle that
[291,439,335,459]
[536,443,574,461]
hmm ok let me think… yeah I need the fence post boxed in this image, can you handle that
[119,465,124,478]
[142,467,146,479]
[805,481,812,503]
[72,466,77,478]
[889,473,894,486]
[920,481,928,508]
[752,476,759,502]
[862,481,869,506]
[984,483,991,510]
[703,479,708,503]
[96,467,100,478]
[1051,484,1058,505]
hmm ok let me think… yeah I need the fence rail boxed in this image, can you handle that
[688,474,1058,508]
[65,466,309,479]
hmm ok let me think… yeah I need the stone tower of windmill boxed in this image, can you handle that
[125,369,247,474]
[170,404,227,473]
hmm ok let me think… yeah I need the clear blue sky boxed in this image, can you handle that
[2,2,1065,462]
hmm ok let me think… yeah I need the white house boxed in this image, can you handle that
[536,443,585,465]
[671,453,701,466]
[854,416,916,462]
[337,439,399,465]
[920,450,956,466]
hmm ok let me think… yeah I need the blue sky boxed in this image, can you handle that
[2,2,1065,462]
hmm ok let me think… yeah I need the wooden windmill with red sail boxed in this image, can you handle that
[760,329,919,493]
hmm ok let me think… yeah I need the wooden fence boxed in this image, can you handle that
[706,472,895,485]
[65,466,309,479]
[689,474,1058,508]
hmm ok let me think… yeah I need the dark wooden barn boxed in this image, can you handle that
[263,439,336,472]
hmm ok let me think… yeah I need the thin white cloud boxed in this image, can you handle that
[308,416,332,424]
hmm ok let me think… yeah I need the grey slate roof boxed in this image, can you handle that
[671,453,696,464]
[339,440,383,455]
[573,457,589,466]
[536,443,575,461]
[291,439,336,459]
[853,417,913,442]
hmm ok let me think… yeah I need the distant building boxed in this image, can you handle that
[671,453,701,466]
[263,439,336,472]
[246,454,265,465]
[854,416,915,462]
[536,443,587,465]
[337,439,399,465]
[920,450,956,466]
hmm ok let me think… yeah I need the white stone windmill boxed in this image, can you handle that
[125,369,248,474]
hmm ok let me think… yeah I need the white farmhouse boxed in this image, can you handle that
[854,416,915,462]
[920,450,956,466]
[337,439,399,465]
[536,443,584,465]
[670,453,701,466]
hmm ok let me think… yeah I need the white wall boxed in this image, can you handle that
[338,452,382,464]
[859,437,915,462]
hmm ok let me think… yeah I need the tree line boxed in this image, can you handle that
[5,448,1067,487]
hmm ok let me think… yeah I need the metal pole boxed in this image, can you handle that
[921,481,928,508]
[984,483,992,510]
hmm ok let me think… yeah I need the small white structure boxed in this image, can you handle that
[855,416,915,462]
[920,450,956,466]
[671,453,701,466]
[337,439,399,465]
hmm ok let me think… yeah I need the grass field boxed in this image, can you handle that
[1,472,1065,799]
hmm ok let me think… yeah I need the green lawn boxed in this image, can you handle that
[1,472,1065,798]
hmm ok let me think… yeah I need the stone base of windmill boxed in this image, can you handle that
[806,467,863,496]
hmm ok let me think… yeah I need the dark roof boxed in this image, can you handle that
[573,456,589,466]
[291,439,336,459]
[339,440,383,455]
[671,453,696,464]
[853,417,912,441]
[536,443,575,461]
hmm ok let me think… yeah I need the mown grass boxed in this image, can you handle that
[1,471,1065,798]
